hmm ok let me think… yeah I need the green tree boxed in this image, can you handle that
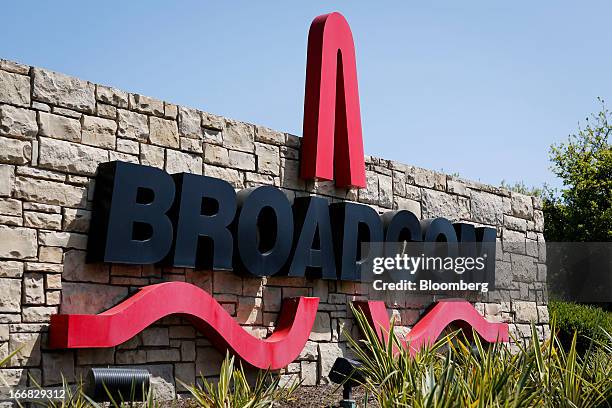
[543,98,612,242]
[542,100,611,306]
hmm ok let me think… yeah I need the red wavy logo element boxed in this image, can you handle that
[49,282,319,370]
[354,299,509,356]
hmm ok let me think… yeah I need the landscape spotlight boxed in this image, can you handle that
[85,367,151,402]
[328,357,365,408]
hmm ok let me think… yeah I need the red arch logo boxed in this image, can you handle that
[300,12,367,188]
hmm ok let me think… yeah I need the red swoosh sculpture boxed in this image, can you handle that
[49,282,319,370]
[354,299,509,356]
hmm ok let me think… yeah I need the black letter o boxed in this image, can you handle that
[235,186,293,277]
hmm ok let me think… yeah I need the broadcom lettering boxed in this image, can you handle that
[87,161,496,281]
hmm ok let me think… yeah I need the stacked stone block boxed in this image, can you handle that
[0,59,548,396]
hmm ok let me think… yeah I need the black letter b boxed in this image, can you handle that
[87,161,175,264]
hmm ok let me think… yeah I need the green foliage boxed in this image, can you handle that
[183,352,299,408]
[29,375,158,408]
[500,180,546,197]
[0,346,19,368]
[18,353,296,408]
[549,300,612,347]
[43,379,98,408]
[544,98,612,242]
[345,304,612,408]
[499,98,612,243]
[96,379,159,408]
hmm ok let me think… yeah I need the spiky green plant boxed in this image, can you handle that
[182,352,299,408]
[97,377,159,408]
[345,304,612,408]
[40,378,93,408]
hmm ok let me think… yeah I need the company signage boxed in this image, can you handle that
[48,12,509,368]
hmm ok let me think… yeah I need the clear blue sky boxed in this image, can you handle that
[2,1,611,189]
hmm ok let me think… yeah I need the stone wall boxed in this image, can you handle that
[0,58,548,397]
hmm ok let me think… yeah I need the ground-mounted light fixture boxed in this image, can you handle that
[328,357,365,408]
[85,367,151,402]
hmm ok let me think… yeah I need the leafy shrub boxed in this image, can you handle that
[345,304,612,408]
[549,300,612,348]
[183,352,299,408]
